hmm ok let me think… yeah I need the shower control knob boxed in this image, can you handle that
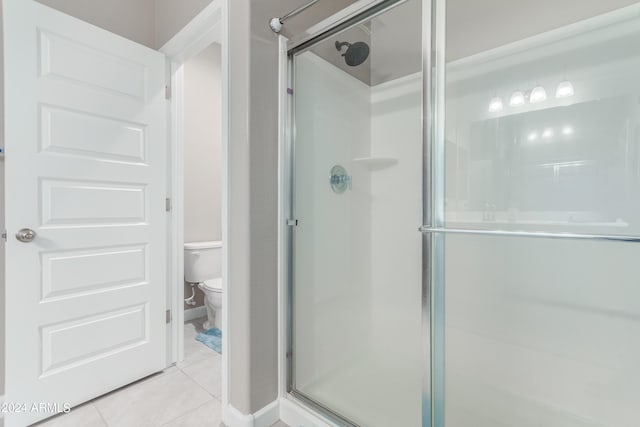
[15,228,36,243]
[330,165,351,194]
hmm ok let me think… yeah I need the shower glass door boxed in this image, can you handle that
[437,1,640,426]
[288,0,424,425]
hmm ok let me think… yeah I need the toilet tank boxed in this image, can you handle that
[184,241,222,283]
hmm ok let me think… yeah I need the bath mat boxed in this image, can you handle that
[195,327,222,353]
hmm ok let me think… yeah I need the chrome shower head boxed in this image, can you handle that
[335,40,370,66]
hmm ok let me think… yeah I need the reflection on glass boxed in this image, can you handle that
[529,85,547,103]
[556,80,575,98]
[509,91,526,107]
[445,2,640,236]
[489,96,504,113]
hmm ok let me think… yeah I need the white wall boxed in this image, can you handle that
[184,43,222,244]
[369,73,423,426]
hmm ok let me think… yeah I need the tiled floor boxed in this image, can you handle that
[35,318,223,427]
[33,318,288,427]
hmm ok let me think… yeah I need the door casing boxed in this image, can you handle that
[160,0,231,424]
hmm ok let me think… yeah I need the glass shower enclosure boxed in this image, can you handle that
[284,0,640,426]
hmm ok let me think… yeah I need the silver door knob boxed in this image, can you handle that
[16,228,36,243]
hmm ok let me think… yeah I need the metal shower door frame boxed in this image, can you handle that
[283,0,443,426]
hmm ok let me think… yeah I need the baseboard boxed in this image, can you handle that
[225,405,253,427]
[184,305,207,322]
[279,397,336,427]
[253,401,280,427]
[222,394,338,427]
[225,400,279,427]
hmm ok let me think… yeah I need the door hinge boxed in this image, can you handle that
[166,309,172,324]
[1,231,6,241]
[165,197,172,212]
[287,88,293,95]
[165,84,171,100]
[286,218,298,226]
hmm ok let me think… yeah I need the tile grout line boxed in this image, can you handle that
[156,398,218,427]
[92,402,110,427]
[93,369,211,427]
[179,363,222,400]
[181,322,223,401]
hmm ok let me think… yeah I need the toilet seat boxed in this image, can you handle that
[201,278,222,293]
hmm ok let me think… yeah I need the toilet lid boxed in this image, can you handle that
[201,278,222,292]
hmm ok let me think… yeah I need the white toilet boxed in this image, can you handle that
[184,241,223,330]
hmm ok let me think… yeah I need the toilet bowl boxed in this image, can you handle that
[184,241,223,331]
[198,278,222,330]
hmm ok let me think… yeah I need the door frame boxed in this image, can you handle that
[160,0,230,422]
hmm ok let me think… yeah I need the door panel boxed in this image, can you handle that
[38,30,147,98]
[40,105,147,163]
[3,1,167,425]
[288,1,424,426]
[440,1,640,426]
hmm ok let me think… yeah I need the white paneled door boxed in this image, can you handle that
[3,1,168,425]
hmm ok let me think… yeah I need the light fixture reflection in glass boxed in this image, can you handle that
[527,132,538,142]
[530,86,547,103]
[488,96,504,112]
[562,125,574,135]
[556,80,575,98]
[542,128,554,139]
[510,91,526,107]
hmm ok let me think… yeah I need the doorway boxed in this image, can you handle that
[178,40,224,397]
